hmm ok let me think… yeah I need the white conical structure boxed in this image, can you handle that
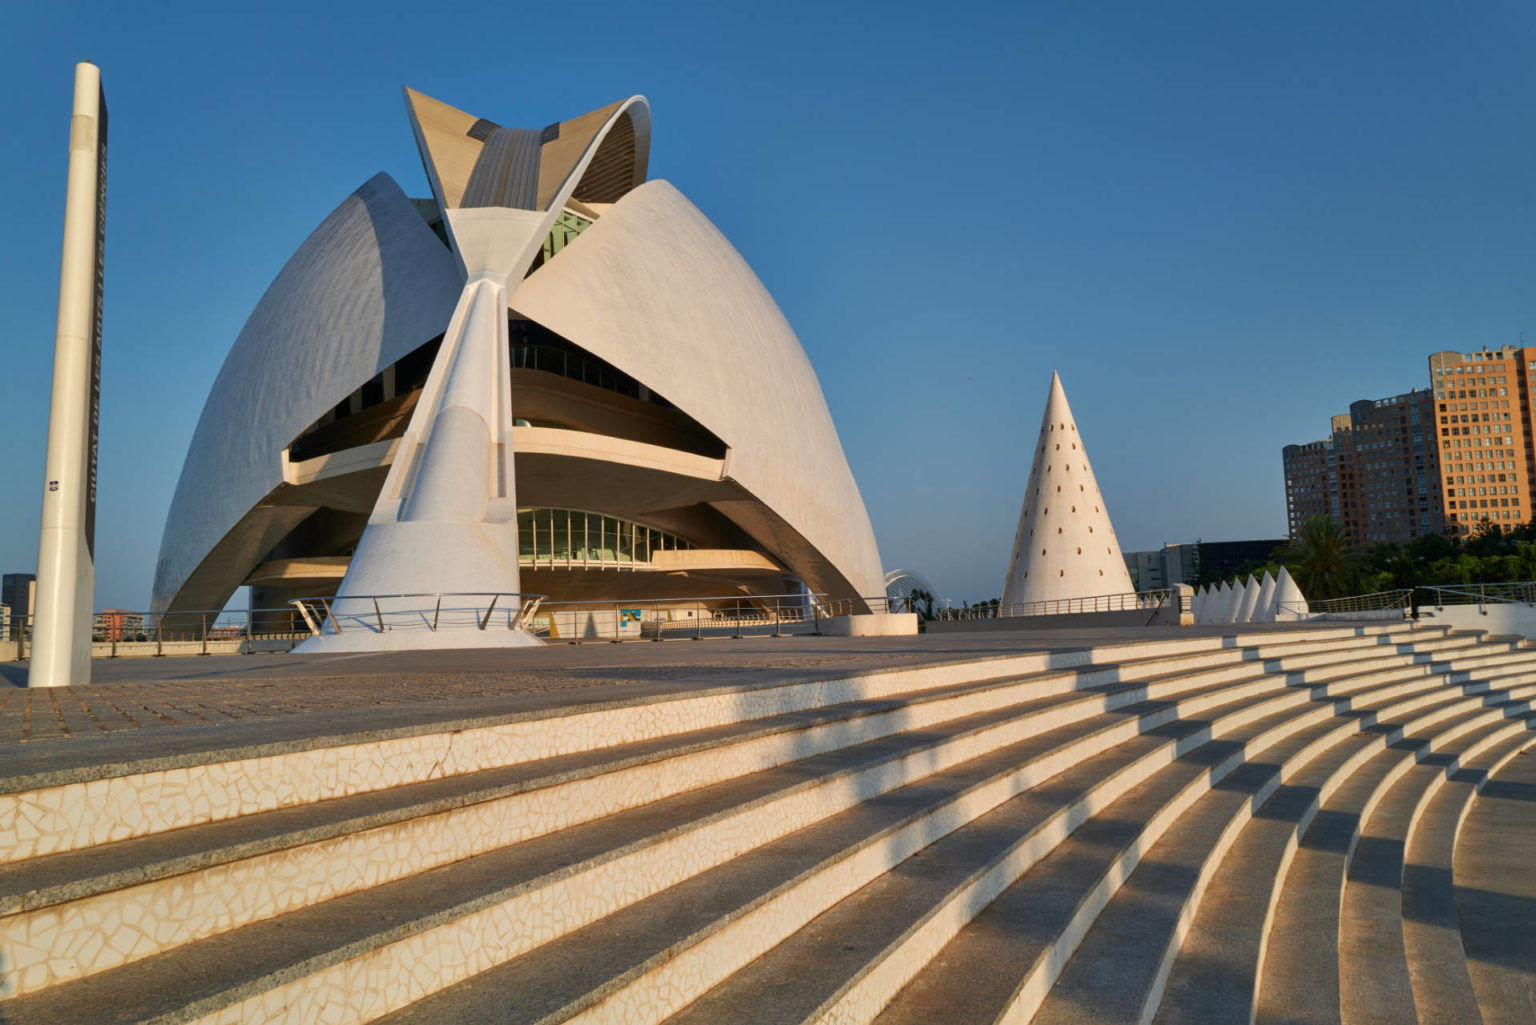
[1212,580,1233,623]
[1199,585,1216,624]
[1002,372,1135,605]
[1192,586,1207,623]
[1274,566,1307,619]
[1221,579,1244,623]
[1233,575,1262,623]
[1253,571,1278,623]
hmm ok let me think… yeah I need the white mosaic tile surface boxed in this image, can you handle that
[1,632,1484,997]
[2,628,1412,868]
[2,624,1465,1020]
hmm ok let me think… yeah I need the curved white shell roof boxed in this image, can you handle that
[1001,372,1135,605]
[153,100,886,614]
[510,179,885,598]
[152,173,463,612]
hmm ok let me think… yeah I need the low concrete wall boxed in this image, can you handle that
[928,610,1151,633]
[927,605,1188,633]
[1417,603,1536,638]
[821,613,919,637]
[5,638,300,661]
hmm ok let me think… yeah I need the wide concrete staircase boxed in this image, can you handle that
[2,623,1534,1024]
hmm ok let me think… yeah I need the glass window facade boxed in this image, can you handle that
[516,508,694,567]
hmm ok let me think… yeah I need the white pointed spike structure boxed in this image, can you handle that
[1199,585,1215,624]
[1002,373,1134,605]
[1253,571,1278,623]
[1274,566,1307,620]
[1191,586,1206,623]
[1231,577,1253,622]
[1216,580,1238,623]
[1234,574,1262,623]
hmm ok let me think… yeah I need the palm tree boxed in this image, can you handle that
[1281,515,1365,600]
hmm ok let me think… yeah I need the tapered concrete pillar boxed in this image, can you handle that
[32,62,107,688]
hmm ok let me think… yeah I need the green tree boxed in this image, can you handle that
[1279,515,1365,600]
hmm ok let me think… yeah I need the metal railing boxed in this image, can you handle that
[525,593,919,643]
[4,608,309,660]
[289,593,547,637]
[932,588,1177,623]
[3,592,918,657]
[1276,588,1414,620]
[1419,582,1536,611]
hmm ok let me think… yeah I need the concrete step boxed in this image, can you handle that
[1451,743,1536,1025]
[585,652,1535,1025]
[1152,685,1536,1025]
[365,648,1529,1025]
[372,647,1536,1025]
[869,669,1536,1025]
[5,683,1258,1025]
[1401,731,1536,1025]
[376,711,1236,1025]
[1338,709,1536,1025]
[1,632,1479,994]
[1,627,1428,863]
[1021,681,1536,1025]
[0,625,1507,1025]
[1256,696,1536,1025]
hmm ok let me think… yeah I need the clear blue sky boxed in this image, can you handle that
[3,0,1535,609]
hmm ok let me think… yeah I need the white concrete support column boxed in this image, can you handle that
[32,62,107,688]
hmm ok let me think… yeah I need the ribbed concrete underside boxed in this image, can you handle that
[1,624,1533,1024]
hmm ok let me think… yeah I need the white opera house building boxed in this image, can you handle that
[151,89,885,642]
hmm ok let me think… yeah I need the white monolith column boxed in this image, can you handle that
[32,62,107,688]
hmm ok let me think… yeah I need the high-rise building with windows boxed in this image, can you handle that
[1282,390,1442,544]
[1429,347,1532,536]
[1,574,34,639]
[1282,437,1340,538]
[1283,413,1364,542]
[1346,390,1443,544]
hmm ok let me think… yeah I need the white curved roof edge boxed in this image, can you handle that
[152,173,463,614]
[509,179,885,598]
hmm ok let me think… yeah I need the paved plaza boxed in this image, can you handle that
[0,626,1307,770]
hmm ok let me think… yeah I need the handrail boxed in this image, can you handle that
[289,592,548,637]
[1418,582,1536,610]
[1276,588,1414,617]
[931,588,1178,622]
[5,607,310,661]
